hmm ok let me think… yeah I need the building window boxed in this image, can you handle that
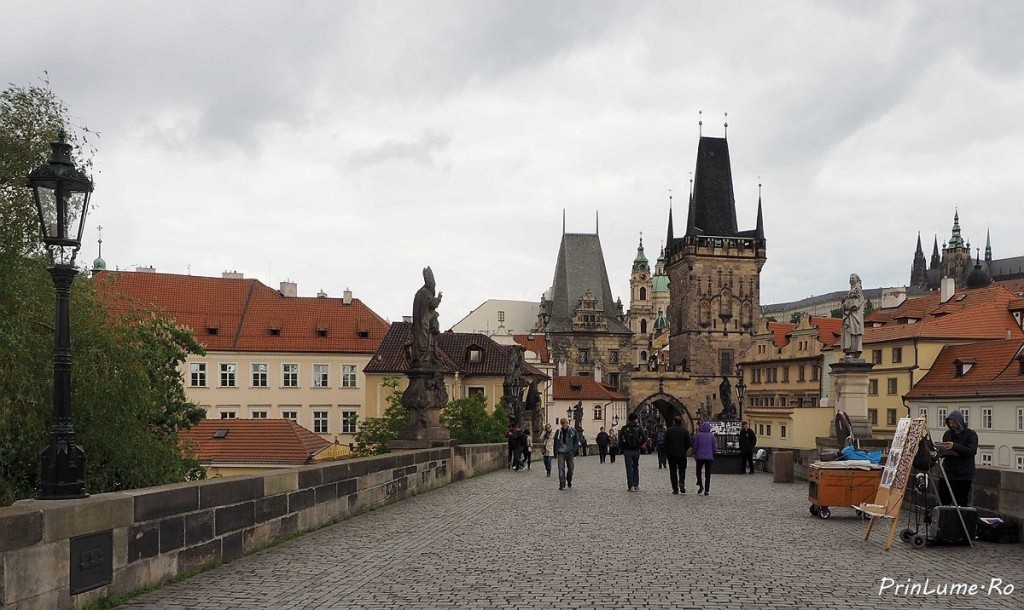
[220,411,236,419]
[341,410,358,434]
[781,425,787,438]
[639,287,647,301]
[981,453,992,466]
[220,363,237,387]
[811,366,820,381]
[871,350,882,364]
[189,362,207,387]
[313,364,329,388]
[719,351,733,377]
[782,367,789,382]
[313,411,329,434]
[868,379,878,395]
[640,320,648,334]
[780,397,787,407]
[766,424,772,436]
[341,364,357,388]
[468,348,483,363]
[887,378,897,395]
[918,407,927,421]
[497,310,505,323]
[868,409,878,425]
[886,409,897,426]
[281,410,298,422]
[1017,456,1024,471]
[961,408,970,428]
[251,363,268,388]
[982,408,992,430]
[798,365,805,382]
[609,350,619,364]
[892,347,902,363]
[607,373,620,389]
[579,349,589,363]
[593,405,603,420]
[938,408,947,424]
[758,424,764,435]
[467,386,485,398]
[251,410,268,419]
[1018,408,1024,431]
[283,364,299,388]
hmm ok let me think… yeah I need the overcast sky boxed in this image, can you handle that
[5,1,1023,330]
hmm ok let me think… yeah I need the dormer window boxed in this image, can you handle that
[955,358,976,377]
[268,320,282,336]
[206,319,220,335]
[317,328,328,337]
[467,348,483,363]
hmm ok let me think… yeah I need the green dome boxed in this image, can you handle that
[652,275,670,293]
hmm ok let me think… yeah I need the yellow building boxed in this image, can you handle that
[739,315,841,449]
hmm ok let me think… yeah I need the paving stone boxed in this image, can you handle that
[121,456,1023,609]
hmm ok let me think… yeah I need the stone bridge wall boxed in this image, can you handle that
[0,443,506,610]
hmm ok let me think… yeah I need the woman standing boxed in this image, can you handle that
[693,422,715,495]
[523,429,533,471]
[609,428,619,463]
[540,424,554,477]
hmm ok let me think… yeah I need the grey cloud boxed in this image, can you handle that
[347,129,453,170]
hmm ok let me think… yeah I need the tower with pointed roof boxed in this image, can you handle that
[910,212,1024,291]
[910,232,928,290]
[539,227,633,390]
[663,135,767,394]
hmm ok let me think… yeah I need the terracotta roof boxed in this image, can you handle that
[862,284,1024,344]
[92,271,389,353]
[181,419,331,464]
[768,322,794,347]
[810,316,842,345]
[552,375,628,401]
[905,339,1024,399]
[513,334,550,363]
[364,322,548,379]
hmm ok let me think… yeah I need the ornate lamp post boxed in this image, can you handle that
[736,366,746,423]
[28,132,92,500]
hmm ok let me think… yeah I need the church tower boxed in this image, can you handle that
[664,135,766,380]
[910,232,928,290]
[941,210,972,288]
[626,235,655,366]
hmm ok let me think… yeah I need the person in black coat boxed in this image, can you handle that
[739,421,757,474]
[938,410,978,506]
[664,416,693,494]
[595,427,610,463]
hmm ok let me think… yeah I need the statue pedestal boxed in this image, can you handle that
[830,358,875,440]
[396,368,450,447]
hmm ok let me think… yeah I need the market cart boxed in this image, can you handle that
[808,461,884,519]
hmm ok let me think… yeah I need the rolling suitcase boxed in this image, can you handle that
[929,506,978,545]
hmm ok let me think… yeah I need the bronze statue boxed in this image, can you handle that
[572,400,583,430]
[719,375,732,412]
[411,267,442,368]
[525,379,541,411]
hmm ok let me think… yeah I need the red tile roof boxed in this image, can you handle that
[905,339,1024,399]
[810,316,842,345]
[92,271,389,354]
[863,285,1024,344]
[769,322,794,348]
[552,376,628,401]
[181,419,332,464]
[513,334,550,363]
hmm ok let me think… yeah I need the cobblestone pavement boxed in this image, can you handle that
[122,456,1023,609]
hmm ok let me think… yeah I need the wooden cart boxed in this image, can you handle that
[808,463,883,519]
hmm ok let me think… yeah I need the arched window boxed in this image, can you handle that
[640,350,648,362]
[640,319,648,334]
[639,287,647,301]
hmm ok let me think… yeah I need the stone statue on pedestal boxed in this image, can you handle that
[841,273,864,361]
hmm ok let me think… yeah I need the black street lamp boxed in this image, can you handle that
[735,366,746,423]
[28,131,92,500]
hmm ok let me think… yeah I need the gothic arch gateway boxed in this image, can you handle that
[632,392,696,432]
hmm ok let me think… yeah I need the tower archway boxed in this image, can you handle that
[632,392,695,433]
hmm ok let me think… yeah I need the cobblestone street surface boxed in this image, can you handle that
[122,456,1023,609]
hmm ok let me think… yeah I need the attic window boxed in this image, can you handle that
[317,329,328,338]
[570,381,582,390]
[467,348,483,363]
[955,358,976,377]
[269,328,281,336]
[211,429,229,439]
[206,319,219,335]
[358,330,370,338]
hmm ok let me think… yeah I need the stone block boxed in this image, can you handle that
[129,483,198,522]
[1002,469,1024,493]
[22,493,133,542]
[346,458,372,478]
[255,494,288,523]
[159,516,185,553]
[177,540,221,574]
[280,514,298,537]
[2,540,68,603]
[974,467,1001,488]
[0,505,42,552]
[998,488,1024,520]
[215,502,255,536]
[321,462,352,484]
[772,451,794,483]
[337,478,357,497]
[262,470,298,496]
[184,510,215,546]
[111,553,175,597]
[222,531,244,563]
[242,522,273,554]
[315,482,338,504]
[198,476,262,509]
[297,466,322,489]
[397,452,416,467]
[288,488,314,512]
[127,522,160,563]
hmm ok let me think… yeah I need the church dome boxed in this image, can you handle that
[653,309,669,331]
[965,262,991,289]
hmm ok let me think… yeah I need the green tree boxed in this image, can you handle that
[0,79,204,506]
[440,395,508,444]
[353,377,407,456]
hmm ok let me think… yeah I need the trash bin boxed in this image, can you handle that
[773,450,794,483]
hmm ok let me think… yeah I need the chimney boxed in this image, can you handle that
[343,288,352,305]
[135,265,156,273]
[403,316,413,324]
[280,281,297,297]
[317,290,328,298]
[222,270,244,279]
[940,277,955,303]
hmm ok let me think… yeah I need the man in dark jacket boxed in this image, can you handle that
[939,410,978,506]
[619,413,647,492]
[738,421,757,474]
[664,416,693,494]
[595,427,610,463]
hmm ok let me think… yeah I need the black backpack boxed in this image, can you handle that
[621,425,643,450]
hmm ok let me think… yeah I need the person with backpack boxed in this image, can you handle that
[554,418,580,490]
[664,416,693,494]
[619,413,647,492]
[655,423,668,469]
[693,421,715,495]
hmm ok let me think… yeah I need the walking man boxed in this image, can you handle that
[619,413,647,492]
[739,421,757,474]
[554,418,579,490]
[596,427,610,463]
[664,416,693,494]
[655,423,668,469]
[609,427,619,463]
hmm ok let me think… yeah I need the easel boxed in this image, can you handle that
[859,417,926,550]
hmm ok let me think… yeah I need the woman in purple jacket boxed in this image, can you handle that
[693,421,715,496]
